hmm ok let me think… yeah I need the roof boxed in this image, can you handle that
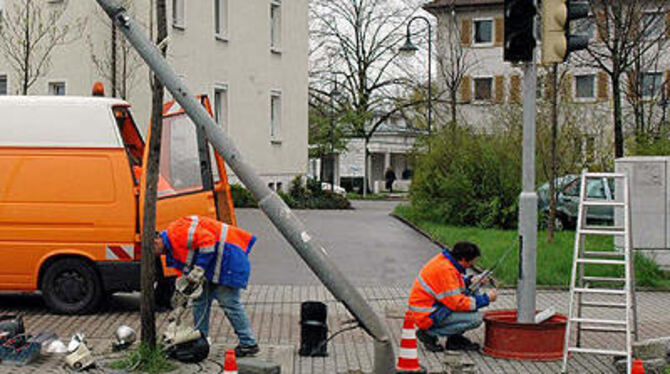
[0,96,130,148]
[423,0,503,11]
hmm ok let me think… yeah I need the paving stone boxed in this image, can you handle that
[384,305,407,319]
[238,357,280,374]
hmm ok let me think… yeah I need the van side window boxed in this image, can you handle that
[113,106,144,166]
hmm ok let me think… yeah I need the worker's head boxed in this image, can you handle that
[154,231,166,256]
[450,241,481,268]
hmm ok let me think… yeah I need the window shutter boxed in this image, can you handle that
[595,10,607,42]
[494,18,504,46]
[460,76,472,103]
[494,76,504,103]
[461,19,472,46]
[597,71,609,101]
[626,71,636,99]
[510,75,521,103]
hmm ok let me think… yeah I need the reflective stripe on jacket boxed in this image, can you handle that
[408,249,489,330]
[161,215,256,288]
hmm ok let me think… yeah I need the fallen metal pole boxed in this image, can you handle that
[93,1,395,372]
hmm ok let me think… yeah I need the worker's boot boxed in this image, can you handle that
[445,334,480,351]
[235,344,260,357]
[416,329,444,352]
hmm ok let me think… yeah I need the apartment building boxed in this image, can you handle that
[0,0,308,190]
[424,0,670,146]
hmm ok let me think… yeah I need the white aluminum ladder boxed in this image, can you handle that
[561,171,638,374]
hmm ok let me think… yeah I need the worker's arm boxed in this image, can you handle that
[191,231,218,270]
[436,273,490,312]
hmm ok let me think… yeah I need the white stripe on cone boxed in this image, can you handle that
[401,329,416,340]
[223,371,237,374]
[399,348,418,359]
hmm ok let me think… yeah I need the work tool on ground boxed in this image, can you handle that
[112,325,136,351]
[468,239,518,294]
[162,266,209,363]
[64,334,95,371]
[561,171,638,374]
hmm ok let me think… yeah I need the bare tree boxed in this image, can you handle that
[436,4,476,128]
[310,0,423,194]
[0,0,82,94]
[574,0,670,157]
[88,0,144,99]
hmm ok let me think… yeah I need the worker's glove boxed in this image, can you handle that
[470,273,490,287]
[175,266,205,299]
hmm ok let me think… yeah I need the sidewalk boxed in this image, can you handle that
[4,285,667,373]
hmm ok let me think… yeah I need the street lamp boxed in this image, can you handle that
[329,73,342,192]
[399,16,432,134]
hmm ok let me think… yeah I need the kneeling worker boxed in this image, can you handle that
[408,241,497,352]
[154,215,259,357]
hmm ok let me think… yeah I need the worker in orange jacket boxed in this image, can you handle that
[408,241,497,352]
[154,215,259,357]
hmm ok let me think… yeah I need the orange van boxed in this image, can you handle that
[0,95,235,314]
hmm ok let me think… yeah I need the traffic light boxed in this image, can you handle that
[542,0,590,63]
[504,0,538,62]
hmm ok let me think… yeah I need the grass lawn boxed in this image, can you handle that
[394,204,670,289]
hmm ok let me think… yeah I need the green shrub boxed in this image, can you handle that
[409,126,521,229]
[288,176,351,210]
[230,184,258,208]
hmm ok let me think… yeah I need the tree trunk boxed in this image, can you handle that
[363,137,369,198]
[22,0,31,95]
[111,22,117,97]
[547,64,558,243]
[450,89,457,128]
[612,71,624,158]
[140,0,167,347]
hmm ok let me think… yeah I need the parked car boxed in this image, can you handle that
[537,174,615,230]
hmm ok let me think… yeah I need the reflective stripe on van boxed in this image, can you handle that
[105,245,135,260]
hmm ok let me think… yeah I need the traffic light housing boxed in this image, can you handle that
[542,0,590,63]
[504,0,538,62]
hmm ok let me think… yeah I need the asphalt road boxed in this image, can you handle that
[238,200,441,287]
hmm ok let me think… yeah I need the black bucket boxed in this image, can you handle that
[299,301,328,357]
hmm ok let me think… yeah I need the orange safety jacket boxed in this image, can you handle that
[408,249,489,330]
[160,215,256,288]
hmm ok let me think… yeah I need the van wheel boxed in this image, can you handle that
[42,258,102,314]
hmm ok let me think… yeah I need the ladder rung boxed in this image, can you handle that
[579,229,626,236]
[570,317,627,326]
[582,225,626,231]
[582,200,625,207]
[577,258,626,265]
[579,326,628,333]
[580,301,628,308]
[583,251,624,258]
[583,172,626,179]
[582,276,626,283]
[568,347,628,356]
[574,288,626,295]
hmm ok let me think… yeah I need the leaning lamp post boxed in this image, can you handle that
[399,15,433,134]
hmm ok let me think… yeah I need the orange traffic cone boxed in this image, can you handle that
[631,358,645,374]
[223,349,238,374]
[396,311,427,374]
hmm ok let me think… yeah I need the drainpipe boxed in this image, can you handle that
[93,1,395,372]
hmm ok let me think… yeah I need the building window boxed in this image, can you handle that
[270,90,281,141]
[641,72,663,98]
[641,12,664,39]
[172,0,185,28]
[48,81,66,96]
[214,0,228,39]
[214,84,228,132]
[575,74,596,99]
[473,19,493,45]
[270,0,281,52]
[474,77,493,101]
[0,75,7,95]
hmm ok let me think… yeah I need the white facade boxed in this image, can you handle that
[0,0,309,191]
[425,0,670,141]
